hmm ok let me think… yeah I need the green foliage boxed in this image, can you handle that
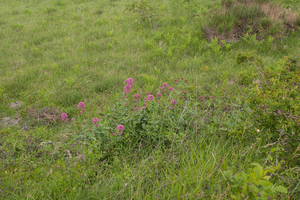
[241,55,300,167]
[225,163,287,199]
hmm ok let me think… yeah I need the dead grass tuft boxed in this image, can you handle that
[27,107,61,125]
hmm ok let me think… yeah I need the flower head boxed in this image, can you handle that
[156,93,161,97]
[170,99,177,105]
[184,80,187,82]
[92,118,99,124]
[162,83,167,88]
[146,92,150,95]
[61,113,68,121]
[182,91,186,93]
[199,96,203,99]
[144,103,148,106]
[134,107,139,111]
[133,99,137,102]
[78,102,85,109]
[174,79,178,83]
[125,78,133,85]
[112,133,116,136]
[117,132,122,136]
[147,95,154,101]
[124,85,132,94]
[134,94,141,99]
[169,87,174,91]
[181,77,184,80]
[163,90,166,92]
[117,125,124,132]
[141,107,146,110]
[169,105,174,109]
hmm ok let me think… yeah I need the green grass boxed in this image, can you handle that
[1,0,300,199]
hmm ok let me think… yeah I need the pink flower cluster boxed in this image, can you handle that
[147,95,154,101]
[124,78,133,94]
[93,117,99,127]
[124,84,132,94]
[117,125,124,135]
[78,102,86,113]
[61,113,69,122]
[169,99,177,109]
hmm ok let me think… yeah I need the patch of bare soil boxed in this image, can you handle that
[26,107,61,125]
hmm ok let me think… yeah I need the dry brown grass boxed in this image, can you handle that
[205,0,299,42]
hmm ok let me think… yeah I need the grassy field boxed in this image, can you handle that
[1,0,300,199]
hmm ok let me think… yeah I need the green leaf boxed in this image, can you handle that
[273,186,287,193]
[249,184,259,195]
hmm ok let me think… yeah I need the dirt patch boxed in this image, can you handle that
[26,107,61,125]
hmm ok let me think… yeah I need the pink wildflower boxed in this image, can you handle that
[82,109,86,112]
[133,99,137,102]
[61,113,68,121]
[134,107,139,111]
[169,87,174,91]
[78,102,85,109]
[160,87,163,90]
[156,93,161,96]
[117,132,122,136]
[65,118,69,122]
[141,107,146,110]
[163,90,166,92]
[181,77,184,80]
[117,125,124,132]
[95,124,99,127]
[112,133,116,136]
[124,85,132,94]
[143,97,147,102]
[125,78,133,85]
[212,96,215,98]
[184,80,187,82]
[162,83,167,87]
[147,95,154,101]
[199,96,203,99]
[174,79,178,83]
[90,129,92,132]
[170,99,177,105]
[84,122,86,125]
[182,91,186,93]
[92,118,99,124]
[144,103,148,106]
[147,92,150,95]
[169,105,174,109]
[134,94,141,99]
